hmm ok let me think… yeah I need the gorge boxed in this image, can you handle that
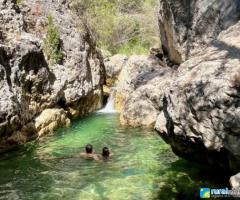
[1,0,240,199]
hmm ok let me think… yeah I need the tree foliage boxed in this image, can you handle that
[72,0,159,55]
[43,15,63,65]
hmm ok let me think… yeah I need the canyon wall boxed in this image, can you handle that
[120,0,240,173]
[0,0,105,151]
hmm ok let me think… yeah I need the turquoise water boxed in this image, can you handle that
[0,113,229,200]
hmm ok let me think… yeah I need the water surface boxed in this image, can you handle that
[0,113,229,200]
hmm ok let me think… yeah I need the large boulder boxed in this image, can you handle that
[0,0,105,150]
[35,108,70,137]
[115,55,164,112]
[121,0,240,174]
[156,22,240,172]
[120,67,174,127]
[158,0,240,64]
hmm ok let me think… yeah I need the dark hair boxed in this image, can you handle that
[85,144,93,154]
[102,147,110,158]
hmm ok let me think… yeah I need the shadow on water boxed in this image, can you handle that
[153,158,232,200]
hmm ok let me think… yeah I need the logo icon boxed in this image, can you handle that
[200,188,210,198]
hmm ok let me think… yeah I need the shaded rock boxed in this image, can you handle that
[156,22,240,172]
[158,0,240,64]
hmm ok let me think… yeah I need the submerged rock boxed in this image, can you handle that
[0,0,105,150]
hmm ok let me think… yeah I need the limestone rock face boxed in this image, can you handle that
[158,0,240,64]
[104,54,128,86]
[156,0,240,172]
[121,0,240,173]
[156,22,240,172]
[115,55,164,112]
[35,109,70,137]
[0,0,105,150]
[120,66,174,127]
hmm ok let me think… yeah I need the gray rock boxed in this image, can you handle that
[230,173,240,189]
[115,55,165,112]
[0,0,105,150]
[158,0,240,64]
[104,54,128,81]
[121,1,240,172]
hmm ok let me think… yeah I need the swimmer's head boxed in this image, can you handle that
[85,144,93,154]
[102,147,110,158]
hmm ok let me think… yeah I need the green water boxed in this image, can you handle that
[0,113,229,200]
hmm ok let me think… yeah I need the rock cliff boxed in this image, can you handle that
[0,0,105,151]
[158,0,240,63]
[120,0,240,174]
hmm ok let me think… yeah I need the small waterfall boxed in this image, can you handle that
[98,89,116,113]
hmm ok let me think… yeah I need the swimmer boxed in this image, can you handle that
[101,147,111,159]
[80,144,100,160]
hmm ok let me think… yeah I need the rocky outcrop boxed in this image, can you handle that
[156,0,240,172]
[156,22,240,172]
[35,108,70,137]
[121,0,240,174]
[0,0,105,151]
[120,66,174,127]
[230,173,240,189]
[158,0,240,64]
[104,54,128,87]
[115,55,164,112]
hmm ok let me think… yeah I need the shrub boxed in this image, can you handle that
[72,0,160,55]
[43,15,63,65]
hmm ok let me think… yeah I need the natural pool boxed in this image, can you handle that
[0,113,229,200]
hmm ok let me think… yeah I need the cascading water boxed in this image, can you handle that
[98,88,117,113]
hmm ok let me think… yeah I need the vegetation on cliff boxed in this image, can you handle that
[71,0,159,55]
[43,15,63,65]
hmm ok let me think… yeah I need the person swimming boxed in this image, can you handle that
[102,147,111,159]
[80,144,99,160]
[85,144,93,154]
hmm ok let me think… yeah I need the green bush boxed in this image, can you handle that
[43,15,63,65]
[72,0,160,55]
